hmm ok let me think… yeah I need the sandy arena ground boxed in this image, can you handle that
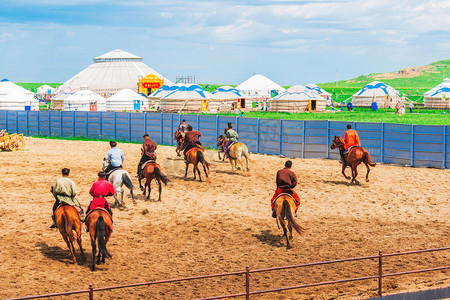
[0,138,449,299]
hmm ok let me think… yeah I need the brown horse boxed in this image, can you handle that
[174,129,184,157]
[54,205,84,264]
[139,162,169,201]
[330,135,376,184]
[185,147,210,181]
[273,195,305,248]
[85,209,113,271]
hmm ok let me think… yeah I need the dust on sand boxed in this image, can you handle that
[0,138,448,299]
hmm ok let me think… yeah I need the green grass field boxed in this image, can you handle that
[16,83,60,93]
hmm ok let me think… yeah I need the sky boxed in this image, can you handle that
[1,0,450,86]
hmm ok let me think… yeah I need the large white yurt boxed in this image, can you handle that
[62,88,106,111]
[0,79,39,110]
[423,79,450,109]
[212,86,251,110]
[236,74,285,98]
[270,89,326,112]
[159,85,218,112]
[36,84,56,95]
[60,49,172,95]
[106,89,149,111]
[352,81,401,108]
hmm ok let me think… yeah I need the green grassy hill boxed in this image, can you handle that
[16,83,60,93]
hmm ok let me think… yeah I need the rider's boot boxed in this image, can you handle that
[80,208,85,222]
[135,165,141,178]
[49,215,56,228]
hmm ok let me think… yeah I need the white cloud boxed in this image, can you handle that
[0,33,13,42]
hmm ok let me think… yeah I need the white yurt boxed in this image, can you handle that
[149,85,179,100]
[36,84,56,95]
[50,93,74,110]
[270,89,326,112]
[423,79,450,109]
[305,84,332,105]
[212,86,252,110]
[106,89,149,111]
[159,85,218,112]
[236,74,285,98]
[352,81,401,108]
[0,79,39,110]
[62,88,106,111]
[60,49,172,95]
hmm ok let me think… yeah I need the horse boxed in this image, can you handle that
[54,205,85,264]
[216,137,226,161]
[102,158,135,206]
[139,161,169,201]
[273,194,305,248]
[85,209,113,271]
[330,135,376,184]
[217,135,253,172]
[185,147,210,182]
[174,129,184,157]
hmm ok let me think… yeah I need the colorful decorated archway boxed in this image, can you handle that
[138,74,164,96]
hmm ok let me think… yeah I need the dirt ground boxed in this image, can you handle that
[0,138,448,299]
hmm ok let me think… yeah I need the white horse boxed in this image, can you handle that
[102,158,135,206]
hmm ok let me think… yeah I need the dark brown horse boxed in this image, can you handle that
[185,147,210,181]
[85,208,113,271]
[139,162,168,201]
[330,135,376,184]
[174,129,184,157]
[54,205,84,264]
[273,195,305,248]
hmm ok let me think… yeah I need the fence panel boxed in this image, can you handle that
[0,110,448,169]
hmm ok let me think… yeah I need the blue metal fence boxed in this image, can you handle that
[0,110,448,169]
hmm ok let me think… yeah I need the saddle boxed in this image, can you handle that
[85,207,112,221]
[186,146,203,156]
[142,160,156,170]
[271,193,295,206]
[53,204,80,216]
[105,167,122,176]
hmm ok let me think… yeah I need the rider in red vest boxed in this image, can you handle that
[270,160,301,218]
[341,124,361,163]
[86,171,115,220]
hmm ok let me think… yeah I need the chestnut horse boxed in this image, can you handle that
[54,205,84,264]
[139,162,168,201]
[185,147,210,182]
[85,209,113,271]
[330,135,376,184]
[174,129,184,157]
[273,195,305,248]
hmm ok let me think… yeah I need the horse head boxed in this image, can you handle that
[217,135,226,147]
[330,135,344,149]
[102,157,109,171]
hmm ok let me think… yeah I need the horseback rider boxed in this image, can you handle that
[183,125,202,162]
[340,124,361,163]
[178,119,189,135]
[50,168,83,228]
[136,134,157,178]
[270,161,301,218]
[224,123,239,159]
[104,141,124,179]
[85,171,115,231]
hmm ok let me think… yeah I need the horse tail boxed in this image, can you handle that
[63,210,75,242]
[96,216,107,259]
[154,167,169,185]
[242,146,255,163]
[122,173,134,190]
[282,199,305,235]
[197,150,211,168]
[364,151,376,167]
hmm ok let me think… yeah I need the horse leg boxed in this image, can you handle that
[364,161,370,182]
[229,158,235,173]
[288,224,293,240]
[197,165,202,182]
[139,177,143,191]
[63,234,77,264]
[91,238,96,271]
[76,228,85,260]
[158,180,162,201]
[203,163,208,178]
[130,188,135,203]
[184,163,189,177]
[342,163,350,180]
[121,190,124,204]
[147,181,151,200]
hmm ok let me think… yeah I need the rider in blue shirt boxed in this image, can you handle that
[105,141,124,178]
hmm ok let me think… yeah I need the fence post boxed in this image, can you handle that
[99,112,103,139]
[326,120,330,159]
[443,125,447,169]
[235,116,239,132]
[380,122,384,163]
[26,111,29,136]
[16,110,19,133]
[160,113,164,144]
[302,120,306,159]
[48,111,52,136]
[170,113,174,146]
[89,283,94,300]
[410,124,414,166]
[37,111,40,135]
[60,111,63,137]
[245,265,250,300]
[72,111,75,137]
[215,115,219,143]
[196,114,200,130]
[378,250,383,297]
[144,112,147,136]
[113,112,117,140]
[128,113,132,142]
[256,118,260,153]
[279,119,282,155]
[85,112,88,138]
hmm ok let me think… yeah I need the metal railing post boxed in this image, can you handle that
[245,265,250,300]
[113,111,117,140]
[380,122,384,163]
[443,125,447,169]
[378,250,383,297]
[279,119,282,155]
[215,115,219,142]
[85,112,88,138]
[72,111,75,137]
[144,112,147,136]
[170,113,174,146]
[48,111,52,136]
[60,111,63,137]
[89,283,94,300]
[26,111,29,136]
[302,120,306,159]
[256,118,260,153]
[410,124,414,166]
[16,110,19,133]
[326,120,330,158]
[160,113,163,144]
[128,113,132,142]
[99,111,103,139]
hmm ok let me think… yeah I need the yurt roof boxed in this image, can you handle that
[65,89,105,103]
[353,81,399,97]
[287,85,309,92]
[149,84,179,99]
[305,84,332,96]
[236,74,285,92]
[212,87,248,100]
[162,85,215,100]
[107,89,148,102]
[424,79,450,97]
[0,79,35,96]
[52,93,74,101]
[60,49,173,94]
[272,90,323,101]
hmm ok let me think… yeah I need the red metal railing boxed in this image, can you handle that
[5,247,449,300]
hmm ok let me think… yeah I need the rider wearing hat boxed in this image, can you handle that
[136,134,157,177]
[270,160,301,218]
[86,171,114,217]
[183,125,202,162]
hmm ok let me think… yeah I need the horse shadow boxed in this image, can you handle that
[213,170,246,176]
[252,230,285,248]
[35,242,87,266]
[321,179,353,186]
